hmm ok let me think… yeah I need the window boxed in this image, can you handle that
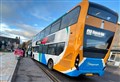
[39,45,42,53]
[36,33,39,41]
[60,7,80,29]
[40,30,45,39]
[88,2,118,23]
[56,42,65,55]
[86,39,108,49]
[38,33,41,39]
[47,34,55,43]
[45,26,51,37]
[51,19,61,33]
[115,55,120,62]
[84,25,114,50]
[110,55,115,61]
[35,36,37,41]
[34,36,36,41]
[48,44,56,55]
[42,45,48,54]
[32,37,35,42]
[83,25,114,58]
[32,7,80,42]
[33,46,39,52]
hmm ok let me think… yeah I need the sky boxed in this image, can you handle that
[0,0,120,43]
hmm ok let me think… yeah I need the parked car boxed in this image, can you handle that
[14,48,24,59]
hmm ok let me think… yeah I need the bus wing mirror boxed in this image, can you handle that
[36,41,41,45]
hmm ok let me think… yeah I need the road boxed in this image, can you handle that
[14,58,52,82]
[14,57,120,82]
[37,61,120,82]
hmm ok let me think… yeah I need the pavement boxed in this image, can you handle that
[14,57,52,82]
[106,65,120,76]
[0,52,18,82]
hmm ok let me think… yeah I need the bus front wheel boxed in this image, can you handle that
[47,59,54,70]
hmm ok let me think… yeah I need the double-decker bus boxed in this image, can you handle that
[32,0,118,77]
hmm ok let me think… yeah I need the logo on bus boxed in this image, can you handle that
[87,62,99,66]
[86,29,105,37]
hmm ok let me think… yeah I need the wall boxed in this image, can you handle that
[0,36,20,52]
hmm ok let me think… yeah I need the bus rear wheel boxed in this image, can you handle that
[47,59,54,70]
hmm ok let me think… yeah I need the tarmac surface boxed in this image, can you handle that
[106,65,120,76]
[14,57,52,82]
[14,57,120,82]
[35,60,120,82]
[0,52,120,82]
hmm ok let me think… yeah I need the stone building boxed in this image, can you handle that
[108,23,120,67]
[0,36,20,52]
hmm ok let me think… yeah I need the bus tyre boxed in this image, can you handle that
[47,59,54,70]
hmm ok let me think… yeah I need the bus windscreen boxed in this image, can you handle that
[83,25,114,58]
[84,25,114,50]
[88,3,118,23]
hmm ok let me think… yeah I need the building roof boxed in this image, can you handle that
[0,36,20,44]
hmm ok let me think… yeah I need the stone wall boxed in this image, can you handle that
[112,24,120,49]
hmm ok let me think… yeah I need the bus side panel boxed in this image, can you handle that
[33,52,47,65]
[54,1,89,73]
[45,26,70,65]
[62,58,104,77]
[53,24,77,71]
[38,53,47,65]
[33,52,39,61]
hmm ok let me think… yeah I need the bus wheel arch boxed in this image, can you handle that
[47,58,54,70]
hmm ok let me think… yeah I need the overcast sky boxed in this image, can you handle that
[0,0,120,43]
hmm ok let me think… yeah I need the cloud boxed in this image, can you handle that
[32,14,51,21]
[1,0,55,23]
[15,23,40,34]
[1,23,12,31]
[30,4,55,22]
[0,23,40,42]
[5,30,33,38]
[1,0,34,24]
[118,21,120,24]
[32,13,55,22]
[34,24,38,27]
[0,0,76,43]
[1,2,21,23]
[1,1,41,42]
